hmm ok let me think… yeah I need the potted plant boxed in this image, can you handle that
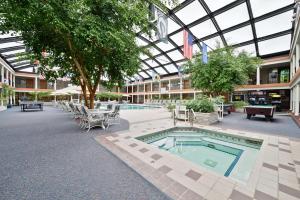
[186,96,218,125]
[233,101,248,113]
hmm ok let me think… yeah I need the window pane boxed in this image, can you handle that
[224,25,253,45]
[234,44,256,56]
[205,0,236,12]
[156,55,171,64]
[175,1,206,25]
[168,18,181,33]
[156,41,175,51]
[250,0,294,17]
[140,53,149,60]
[136,38,148,47]
[0,41,24,49]
[258,34,291,55]
[155,67,168,75]
[170,30,184,46]
[145,59,159,67]
[255,11,293,38]
[2,49,25,55]
[190,19,217,39]
[215,3,249,30]
[148,47,161,56]
[141,63,149,70]
[139,72,150,78]
[165,64,179,73]
[167,50,184,60]
[202,36,223,50]
[192,44,201,55]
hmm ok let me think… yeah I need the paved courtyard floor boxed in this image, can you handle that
[1,106,300,200]
[0,106,170,200]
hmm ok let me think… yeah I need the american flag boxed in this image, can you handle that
[183,30,193,59]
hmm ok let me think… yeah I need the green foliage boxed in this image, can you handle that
[0,84,14,100]
[28,91,52,100]
[166,103,175,112]
[186,96,214,113]
[0,0,176,108]
[233,101,248,109]
[96,92,122,101]
[185,45,261,96]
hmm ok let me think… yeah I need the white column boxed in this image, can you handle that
[10,72,12,87]
[296,84,300,116]
[293,54,296,75]
[35,76,38,89]
[296,44,300,72]
[290,88,293,111]
[13,75,15,87]
[13,93,15,105]
[137,83,139,104]
[180,78,183,100]
[1,66,4,83]
[293,87,296,113]
[159,81,161,99]
[256,66,260,85]
[143,83,145,103]
[194,92,196,100]
[291,60,294,79]
[6,69,8,84]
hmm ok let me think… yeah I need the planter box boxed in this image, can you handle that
[194,112,219,125]
[0,106,7,112]
[235,108,245,113]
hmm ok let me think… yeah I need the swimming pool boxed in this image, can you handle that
[136,127,262,182]
[102,104,161,110]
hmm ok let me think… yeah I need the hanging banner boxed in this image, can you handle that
[202,42,208,64]
[156,9,168,44]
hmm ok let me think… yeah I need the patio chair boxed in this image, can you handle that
[106,105,121,129]
[81,106,106,132]
[107,104,113,110]
[95,102,101,109]
[175,105,189,122]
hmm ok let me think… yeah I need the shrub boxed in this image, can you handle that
[233,101,248,109]
[96,92,122,101]
[166,103,175,112]
[186,97,214,113]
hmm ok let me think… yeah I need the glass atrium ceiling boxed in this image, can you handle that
[0,0,295,81]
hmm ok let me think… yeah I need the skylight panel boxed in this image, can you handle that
[258,34,291,55]
[250,0,294,17]
[192,44,200,55]
[168,18,181,33]
[145,59,159,67]
[156,55,170,64]
[148,47,161,56]
[139,72,150,78]
[215,3,249,30]
[205,0,236,12]
[175,1,206,25]
[190,19,217,39]
[155,67,168,75]
[255,11,293,38]
[0,41,24,49]
[202,36,223,51]
[141,63,149,70]
[164,64,179,73]
[234,44,256,56]
[2,49,25,55]
[156,41,175,51]
[170,30,184,46]
[136,38,148,47]
[167,50,184,60]
[139,53,149,60]
[224,25,253,45]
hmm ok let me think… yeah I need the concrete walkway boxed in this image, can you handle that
[0,107,171,200]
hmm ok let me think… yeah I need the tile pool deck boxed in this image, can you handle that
[96,109,300,200]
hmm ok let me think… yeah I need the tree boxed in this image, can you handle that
[185,45,261,97]
[0,0,175,108]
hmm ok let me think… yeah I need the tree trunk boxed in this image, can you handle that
[89,91,95,109]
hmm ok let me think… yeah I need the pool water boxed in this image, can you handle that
[101,104,161,110]
[137,128,262,182]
